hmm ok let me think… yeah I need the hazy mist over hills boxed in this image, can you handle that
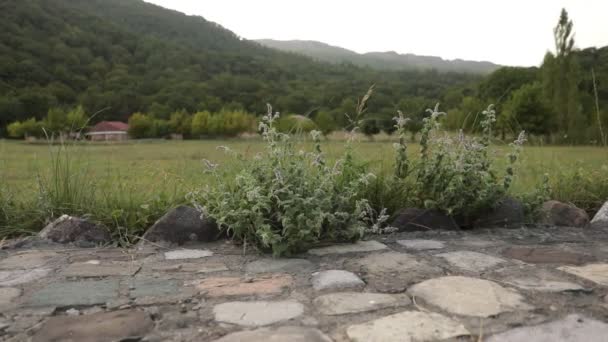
[256,39,501,74]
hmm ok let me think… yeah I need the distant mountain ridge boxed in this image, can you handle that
[256,39,500,74]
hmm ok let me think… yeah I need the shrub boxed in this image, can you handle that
[7,121,23,138]
[7,118,43,138]
[128,113,154,138]
[66,105,88,132]
[190,105,376,256]
[152,119,170,138]
[389,104,526,220]
[276,114,317,134]
[168,109,192,137]
[314,111,337,136]
[216,109,255,136]
[191,111,212,137]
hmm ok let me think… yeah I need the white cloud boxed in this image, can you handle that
[144,0,608,66]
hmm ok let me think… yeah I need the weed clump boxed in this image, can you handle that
[190,104,379,256]
[389,104,527,221]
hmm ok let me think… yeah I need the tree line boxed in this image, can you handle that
[1,1,606,144]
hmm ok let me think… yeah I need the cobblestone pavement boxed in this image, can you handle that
[2,226,608,341]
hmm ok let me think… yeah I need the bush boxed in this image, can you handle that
[314,111,337,136]
[190,105,377,256]
[128,112,154,138]
[388,104,526,220]
[276,114,317,134]
[215,109,255,136]
[7,118,43,138]
[168,110,192,138]
[191,111,212,137]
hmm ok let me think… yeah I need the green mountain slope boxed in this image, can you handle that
[256,39,501,74]
[0,0,482,132]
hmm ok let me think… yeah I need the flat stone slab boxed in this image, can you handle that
[408,276,531,317]
[26,279,119,307]
[164,249,213,260]
[32,309,153,342]
[312,270,364,291]
[558,264,608,286]
[308,240,388,256]
[0,251,60,269]
[347,252,442,292]
[195,274,293,297]
[62,261,141,277]
[313,292,410,315]
[213,300,304,326]
[346,310,470,342]
[397,239,445,250]
[509,278,585,292]
[148,261,229,273]
[0,287,21,307]
[129,279,181,298]
[503,246,595,265]
[486,314,608,342]
[437,251,506,272]
[213,326,332,342]
[245,258,314,274]
[0,268,52,286]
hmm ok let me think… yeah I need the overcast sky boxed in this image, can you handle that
[144,0,608,67]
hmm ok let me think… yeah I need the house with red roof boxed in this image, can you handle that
[86,121,129,141]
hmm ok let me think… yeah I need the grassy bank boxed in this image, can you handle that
[1,138,607,240]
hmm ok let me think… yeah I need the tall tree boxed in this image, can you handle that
[542,8,584,141]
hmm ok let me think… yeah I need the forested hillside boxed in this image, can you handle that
[256,39,500,74]
[0,0,479,134]
[1,2,606,143]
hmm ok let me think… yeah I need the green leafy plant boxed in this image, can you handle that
[190,102,377,256]
[392,104,527,220]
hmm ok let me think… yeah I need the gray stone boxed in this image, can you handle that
[129,279,181,298]
[503,246,595,265]
[489,265,586,292]
[313,292,410,315]
[246,258,314,274]
[474,197,525,229]
[312,270,364,291]
[558,263,608,286]
[0,251,60,269]
[62,261,141,277]
[591,201,608,229]
[214,326,332,342]
[32,309,153,342]
[0,287,21,307]
[148,261,228,273]
[164,249,213,260]
[539,200,590,227]
[509,278,585,292]
[308,240,387,255]
[213,300,304,327]
[391,208,460,231]
[346,252,442,292]
[0,268,52,286]
[39,215,111,245]
[408,276,531,317]
[437,251,506,272]
[142,206,220,245]
[27,279,119,307]
[396,239,445,250]
[486,314,608,342]
[346,310,470,342]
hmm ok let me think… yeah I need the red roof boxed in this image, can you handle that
[90,121,129,132]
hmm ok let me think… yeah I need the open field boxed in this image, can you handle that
[1,138,607,238]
